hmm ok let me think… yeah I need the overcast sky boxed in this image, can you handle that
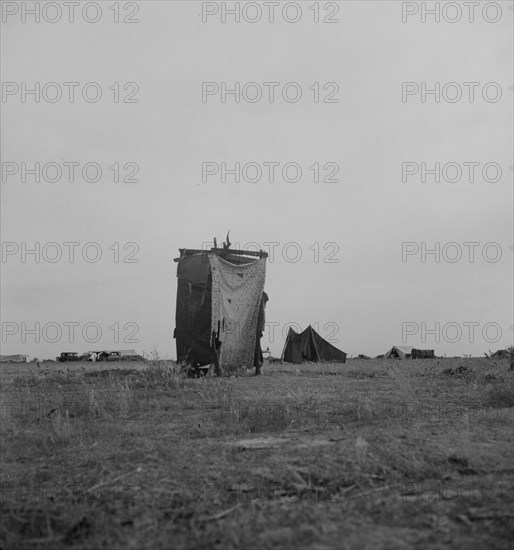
[1,1,513,360]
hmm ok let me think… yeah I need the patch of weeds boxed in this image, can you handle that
[206,396,321,434]
[197,378,235,405]
[483,382,514,409]
[442,365,472,377]
[128,363,186,393]
[388,365,419,403]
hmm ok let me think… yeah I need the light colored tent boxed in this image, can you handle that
[384,346,413,359]
[384,346,435,359]
[0,354,28,363]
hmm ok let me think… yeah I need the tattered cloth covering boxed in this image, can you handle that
[209,255,266,373]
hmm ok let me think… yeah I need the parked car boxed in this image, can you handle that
[57,352,81,362]
[85,351,104,361]
[122,354,144,361]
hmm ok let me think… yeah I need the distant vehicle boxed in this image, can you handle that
[101,350,144,361]
[122,353,144,361]
[57,352,81,362]
[80,350,144,362]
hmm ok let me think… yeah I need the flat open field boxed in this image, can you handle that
[1,358,513,550]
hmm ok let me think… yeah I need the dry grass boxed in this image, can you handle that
[1,357,513,549]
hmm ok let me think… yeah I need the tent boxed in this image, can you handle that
[384,346,434,359]
[281,325,347,364]
[174,244,268,375]
[384,346,413,359]
[491,349,510,359]
[0,354,27,363]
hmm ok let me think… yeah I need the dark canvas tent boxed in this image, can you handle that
[174,245,268,375]
[281,325,347,364]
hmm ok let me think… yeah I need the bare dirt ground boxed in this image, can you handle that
[1,358,513,549]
